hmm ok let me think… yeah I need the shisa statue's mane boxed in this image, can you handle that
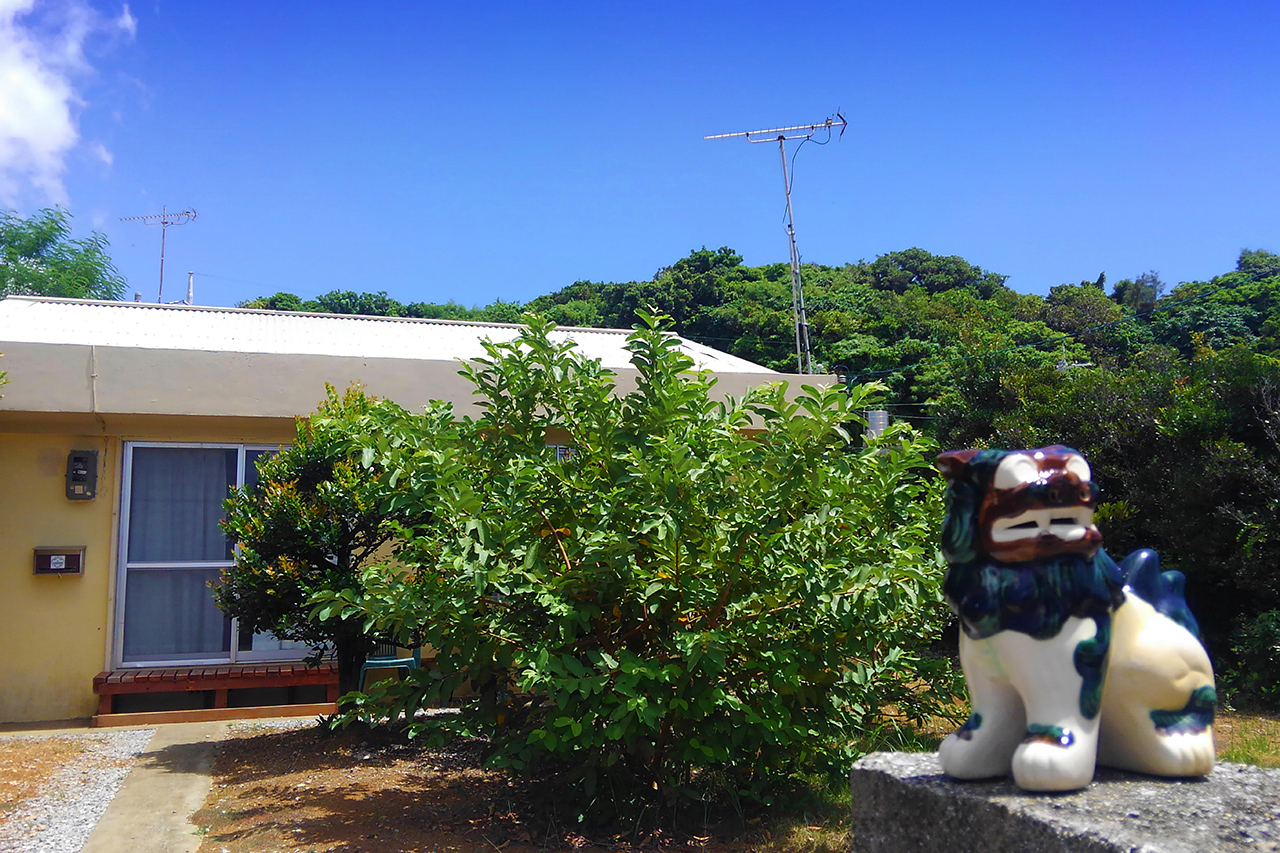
[943,552,1124,640]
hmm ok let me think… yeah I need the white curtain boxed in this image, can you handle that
[122,568,228,660]
[127,447,237,562]
[121,447,236,662]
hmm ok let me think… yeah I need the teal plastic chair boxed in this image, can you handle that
[358,643,421,690]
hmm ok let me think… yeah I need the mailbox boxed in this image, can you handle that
[34,547,85,575]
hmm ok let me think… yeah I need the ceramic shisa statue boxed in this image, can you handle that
[935,445,1216,792]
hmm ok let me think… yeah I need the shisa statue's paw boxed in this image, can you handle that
[1011,724,1097,791]
[940,636,1027,780]
[1146,729,1216,777]
[1098,693,1217,777]
[1137,684,1216,776]
[940,709,1024,779]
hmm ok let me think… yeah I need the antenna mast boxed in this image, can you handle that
[120,205,198,303]
[706,115,846,374]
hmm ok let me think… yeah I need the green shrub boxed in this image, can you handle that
[217,386,436,693]
[1223,610,1280,706]
[314,314,956,811]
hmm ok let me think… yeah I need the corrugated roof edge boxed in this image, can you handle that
[0,294,635,337]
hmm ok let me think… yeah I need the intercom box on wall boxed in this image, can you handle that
[66,450,98,500]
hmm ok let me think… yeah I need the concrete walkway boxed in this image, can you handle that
[81,720,227,853]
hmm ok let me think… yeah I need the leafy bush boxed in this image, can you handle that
[1222,610,1280,706]
[217,386,436,693]
[316,314,956,811]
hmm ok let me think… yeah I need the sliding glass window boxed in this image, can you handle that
[116,443,307,666]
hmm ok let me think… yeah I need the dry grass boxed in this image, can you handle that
[1216,706,1280,768]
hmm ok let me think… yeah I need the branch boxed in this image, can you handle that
[535,505,574,575]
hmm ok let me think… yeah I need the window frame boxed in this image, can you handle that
[114,441,307,668]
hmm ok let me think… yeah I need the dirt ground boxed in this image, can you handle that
[3,708,1275,853]
[192,721,775,853]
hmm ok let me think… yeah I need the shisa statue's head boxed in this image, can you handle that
[936,445,1101,567]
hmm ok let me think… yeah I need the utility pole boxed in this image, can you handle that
[120,205,198,303]
[706,115,845,374]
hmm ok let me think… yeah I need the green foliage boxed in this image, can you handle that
[317,314,955,811]
[1222,611,1280,704]
[237,291,305,311]
[241,242,1280,687]
[939,342,1280,654]
[861,247,1008,298]
[308,290,406,316]
[235,288,526,323]
[1238,248,1280,279]
[1110,271,1164,314]
[1159,252,1280,356]
[0,208,126,300]
[217,386,434,693]
[1043,281,1153,361]
[1153,301,1259,356]
[405,298,526,322]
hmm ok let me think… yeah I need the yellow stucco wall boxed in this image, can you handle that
[0,416,295,722]
[0,432,117,721]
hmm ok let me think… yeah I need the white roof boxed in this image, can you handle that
[0,296,775,374]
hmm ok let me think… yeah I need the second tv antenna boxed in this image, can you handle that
[121,205,198,303]
[706,114,846,374]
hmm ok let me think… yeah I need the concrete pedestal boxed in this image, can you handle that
[850,752,1280,853]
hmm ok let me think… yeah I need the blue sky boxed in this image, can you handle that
[2,1,1277,308]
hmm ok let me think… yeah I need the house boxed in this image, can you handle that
[0,295,796,724]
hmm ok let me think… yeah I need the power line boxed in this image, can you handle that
[192,271,276,289]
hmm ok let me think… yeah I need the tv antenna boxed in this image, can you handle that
[120,205,198,303]
[1056,344,1093,374]
[706,114,846,374]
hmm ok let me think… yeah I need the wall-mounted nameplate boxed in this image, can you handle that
[34,547,85,576]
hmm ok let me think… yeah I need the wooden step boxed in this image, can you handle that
[93,662,340,717]
[90,702,338,728]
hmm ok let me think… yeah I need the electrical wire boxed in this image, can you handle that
[192,271,278,290]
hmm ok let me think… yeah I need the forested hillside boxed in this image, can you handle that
[241,246,1280,691]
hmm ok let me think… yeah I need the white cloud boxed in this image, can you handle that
[0,0,134,206]
[115,3,133,38]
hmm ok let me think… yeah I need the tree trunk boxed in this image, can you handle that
[334,634,367,696]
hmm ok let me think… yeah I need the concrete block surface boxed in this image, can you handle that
[850,752,1280,853]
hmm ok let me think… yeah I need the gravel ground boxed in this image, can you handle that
[0,729,154,853]
[225,717,315,735]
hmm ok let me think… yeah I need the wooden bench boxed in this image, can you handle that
[92,662,340,726]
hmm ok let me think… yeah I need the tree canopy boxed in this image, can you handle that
[0,208,126,300]
[217,386,434,694]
